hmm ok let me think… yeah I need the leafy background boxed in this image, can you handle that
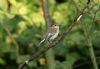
[0,0,100,69]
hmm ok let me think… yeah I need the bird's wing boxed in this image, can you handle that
[38,27,55,46]
[38,33,53,46]
[45,33,53,40]
[38,38,45,46]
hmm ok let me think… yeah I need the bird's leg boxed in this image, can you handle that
[47,40,52,47]
[48,40,52,44]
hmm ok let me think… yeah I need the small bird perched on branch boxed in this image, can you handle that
[38,23,59,46]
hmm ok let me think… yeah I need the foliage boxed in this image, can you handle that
[0,0,100,69]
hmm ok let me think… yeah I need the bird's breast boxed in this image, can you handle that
[50,29,59,40]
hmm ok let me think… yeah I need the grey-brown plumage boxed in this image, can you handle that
[38,23,59,46]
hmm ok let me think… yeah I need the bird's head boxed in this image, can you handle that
[51,23,59,28]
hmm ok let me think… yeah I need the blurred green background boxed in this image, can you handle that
[0,0,100,69]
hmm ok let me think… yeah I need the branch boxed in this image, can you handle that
[93,7,100,22]
[18,1,91,69]
[42,0,50,30]
[74,56,100,68]
[42,0,56,69]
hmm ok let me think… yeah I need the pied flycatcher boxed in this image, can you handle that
[39,23,59,46]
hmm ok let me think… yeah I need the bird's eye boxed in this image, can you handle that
[55,25,56,26]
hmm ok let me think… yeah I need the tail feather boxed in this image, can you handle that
[38,39,45,46]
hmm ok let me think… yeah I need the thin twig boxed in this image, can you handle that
[84,3,97,14]
[93,7,100,22]
[74,56,100,68]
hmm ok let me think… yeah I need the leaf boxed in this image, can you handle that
[0,0,8,11]
[0,58,5,65]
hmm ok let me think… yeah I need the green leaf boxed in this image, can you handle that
[0,58,5,65]
[0,0,8,11]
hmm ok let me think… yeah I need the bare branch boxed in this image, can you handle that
[42,0,50,30]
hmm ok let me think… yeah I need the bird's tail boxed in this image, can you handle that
[38,39,45,46]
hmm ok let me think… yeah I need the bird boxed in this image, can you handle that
[38,23,59,46]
